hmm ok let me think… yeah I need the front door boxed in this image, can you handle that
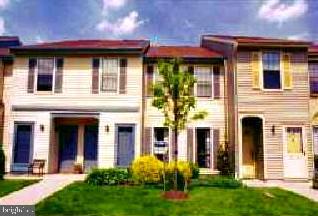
[12,123,33,172]
[84,125,98,172]
[242,125,256,178]
[196,128,211,168]
[58,125,78,173]
[313,127,318,170]
[117,125,135,167]
[284,126,308,179]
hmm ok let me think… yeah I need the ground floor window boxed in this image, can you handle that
[196,128,211,168]
[153,127,169,161]
[286,127,303,154]
[314,127,318,155]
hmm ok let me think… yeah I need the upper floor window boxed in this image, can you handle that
[262,52,281,89]
[195,66,212,97]
[310,63,318,95]
[101,58,119,92]
[37,58,54,91]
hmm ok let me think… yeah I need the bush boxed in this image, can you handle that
[164,161,192,191]
[189,162,199,179]
[85,168,129,186]
[131,155,163,184]
[191,176,242,189]
[217,144,233,176]
[0,145,4,180]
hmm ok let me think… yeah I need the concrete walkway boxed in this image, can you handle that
[243,180,318,202]
[0,174,86,205]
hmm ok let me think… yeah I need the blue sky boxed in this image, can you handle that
[0,0,316,45]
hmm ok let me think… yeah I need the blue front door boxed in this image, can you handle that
[84,125,98,172]
[12,123,33,172]
[117,125,135,167]
[58,125,78,173]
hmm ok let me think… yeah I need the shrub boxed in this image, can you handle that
[131,155,163,184]
[0,145,4,180]
[217,144,233,176]
[189,162,199,179]
[164,161,192,191]
[191,176,242,189]
[85,168,129,186]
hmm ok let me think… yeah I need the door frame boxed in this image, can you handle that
[115,124,136,167]
[238,114,266,179]
[194,127,212,169]
[283,125,308,179]
[11,121,35,172]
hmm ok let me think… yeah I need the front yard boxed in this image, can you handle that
[0,180,39,197]
[36,182,318,216]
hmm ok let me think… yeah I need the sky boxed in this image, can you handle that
[0,0,316,45]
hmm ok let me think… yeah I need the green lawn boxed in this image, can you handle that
[36,182,318,216]
[0,179,39,197]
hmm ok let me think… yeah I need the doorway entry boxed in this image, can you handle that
[241,117,264,179]
[116,125,135,167]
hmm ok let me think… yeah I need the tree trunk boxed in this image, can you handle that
[174,127,178,191]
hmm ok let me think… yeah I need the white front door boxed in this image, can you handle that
[283,126,308,179]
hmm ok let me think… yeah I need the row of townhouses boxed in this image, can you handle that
[0,35,317,180]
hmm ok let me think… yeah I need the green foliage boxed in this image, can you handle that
[163,161,193,191]
[85,168,129,186]
[152,58,207,131]
[190,176,242,189]
[131,156,163,184]
[217,143,233,176]
[189,162,199,179]
[0,145,5,180]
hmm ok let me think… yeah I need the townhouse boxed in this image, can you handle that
[309,45,318,157]
[0,37,21,145]
[202,35,313,180]
[3,40,149,173]
[142,46,226,174]
[1,35,317,181]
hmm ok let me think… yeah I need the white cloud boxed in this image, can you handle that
[35,35,44,43]
[0,17,5,35]
[287,32,310,40]
[96,11,145,36]
[0,0,9,9]
[258,0,308,25]
[102,0,127,15]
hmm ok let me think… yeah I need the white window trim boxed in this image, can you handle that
[283,125,306,156]
[194,65,214,98]
[34,57,56,94]
[99,58,120,94]
[193,127,213,169]
[260,51,284,91]
[151,126,170,161]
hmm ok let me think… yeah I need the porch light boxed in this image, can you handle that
[271,125,275,135]
[105,125,109,133]
[40,124,45,132]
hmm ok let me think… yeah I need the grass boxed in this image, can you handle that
[0,179,39,197]
[36,182,318,216]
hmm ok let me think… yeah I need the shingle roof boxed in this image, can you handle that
[145,46,222,58]
[13,39,150,51]
[204,35,310,46]
[309,45,318,54]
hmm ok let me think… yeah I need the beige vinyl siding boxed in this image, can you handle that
[236,51,312,179]
[3,56,143,173]
[143,63,226,170]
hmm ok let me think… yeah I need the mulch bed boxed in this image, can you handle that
[162,190,188,200]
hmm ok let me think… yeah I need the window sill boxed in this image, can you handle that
[34,91,54,95]
[262,89,284,92]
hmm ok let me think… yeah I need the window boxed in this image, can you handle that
[286,127,303,154]
[101,59,119,92]
[262,52,281,89]
[195,66,212,97]
[153,127,169,161]
[37,58,54,91]
[310,63,318,94]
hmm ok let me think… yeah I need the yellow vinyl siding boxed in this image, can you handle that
[237,51,312,179]
[251,52,261,89]
[283,53,292,89]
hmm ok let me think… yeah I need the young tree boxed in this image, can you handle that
[152,58,207,190]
